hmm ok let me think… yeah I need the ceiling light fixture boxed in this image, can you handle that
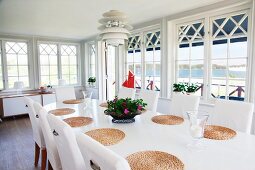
[98,10,133,46]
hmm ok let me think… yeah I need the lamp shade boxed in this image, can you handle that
[98,10,132,46]
[13,81,24,89]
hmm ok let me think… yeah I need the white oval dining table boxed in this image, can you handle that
[44,99,255,170]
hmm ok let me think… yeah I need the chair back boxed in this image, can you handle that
[55,86,76,102]
[170,93,200,117]
[76,133,131,170]
[24,97,45,148]
[34,102,62,170]
[47,114,86,170]
[138,90,159,112]
[118,87,135,99]
[212,99,254,133]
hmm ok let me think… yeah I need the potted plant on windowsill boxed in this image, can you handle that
[186,83,198,95]
[88,77,96,87]
[173,82,186,94]
[104,97,147,123]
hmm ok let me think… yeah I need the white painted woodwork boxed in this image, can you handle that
[3,95,41,117]
[3,93,56,117]
[42,94,56,106]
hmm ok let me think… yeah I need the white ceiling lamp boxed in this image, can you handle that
[98,10,133,46]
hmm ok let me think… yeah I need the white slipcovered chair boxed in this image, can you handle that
[138,90,159,112]
[211,99,254,134]
[54,86,76,102]
[117,87,136,99]
[34,102,62,170]
[76,133,131,170]
[47,114,86,170]
[170,93,200,117]
[23,97,46,170]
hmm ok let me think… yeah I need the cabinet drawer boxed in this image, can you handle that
[3,95,42,117]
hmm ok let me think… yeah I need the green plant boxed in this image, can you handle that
[104,97,147,119]
[173,82,186,92]
[186,83,199,93]
[88,77,96,83]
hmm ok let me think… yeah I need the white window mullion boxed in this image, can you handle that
[1,41,8,89]
[141,32,145,90]
[204,16,210,101]
[57,44,61,80]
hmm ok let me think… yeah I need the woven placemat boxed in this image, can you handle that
[204,125,237,140]
[63,99,83,104]
[99,102,108,108]
[126,151,184,170]
[48,108,75,116]
[85,128,125,146]
[63,117,93,127]
[151,115,184,125]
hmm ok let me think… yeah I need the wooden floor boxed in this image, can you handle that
[0,115,41,170]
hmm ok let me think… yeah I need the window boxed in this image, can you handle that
[126,29,161,91]
[174,10,250,101]
[39,43,79,86]
[127,35,142,89]
[60,45,78,85]
[176,20,205,96]
[88,43,96,77]
[144,30,161,91]
[39,43,58,85]
[5,41,30,88]
[210,12,248,101]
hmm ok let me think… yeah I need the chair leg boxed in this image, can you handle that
[34,142,40,166]
[41,149,47,170]
[48,160,53,170]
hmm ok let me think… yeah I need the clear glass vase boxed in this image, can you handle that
[186,110,209,151]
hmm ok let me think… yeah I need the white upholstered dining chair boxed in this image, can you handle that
[211,99,254,134]
[138,89,159,112]
[170,93,200,117]
[54,86,76,102]
[117,87,136,99]
[24,97,47,170]
[76,133,131,170]
[47,114,86,170]
[34,102,62,170]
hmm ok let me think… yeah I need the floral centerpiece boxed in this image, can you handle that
[104,97,147,123]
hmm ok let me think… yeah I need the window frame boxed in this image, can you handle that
[175,19,206,98]
[0,38,33,90]
[125,25,161,92]
[172,7,251,103]
[88,42,97,79]
[37,41,81,86]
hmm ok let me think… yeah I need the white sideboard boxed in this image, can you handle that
[0,93,56,117]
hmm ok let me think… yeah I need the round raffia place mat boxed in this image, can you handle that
[204,125,237,140]
[99,102,108,108]
[63,99,83,104]
[85,128,125,146]
[48,108,75,116]
[151,115,184,125]
[126,151,184,170]
[63,117,93,127]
